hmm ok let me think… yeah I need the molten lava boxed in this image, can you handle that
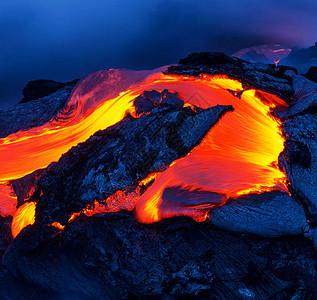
[135,88,286,223]
[0,69,288,236]
[11,202,36,238]
[51,222,65,230]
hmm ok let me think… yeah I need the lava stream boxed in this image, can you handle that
[11,202,36,238]
[1,70,288,236]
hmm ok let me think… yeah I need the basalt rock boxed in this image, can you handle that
[304,66,317,83]
[277,71,317,224]
[279,113,317,224]
[133,89,184,116]
[0,85,74,138]
[276,71,317,120]
[165,52,295,101]
[20,79,79,104]
[208,191,309,237]
[31,103,233,225]
[2,212,317,299]
[0,215,12,259]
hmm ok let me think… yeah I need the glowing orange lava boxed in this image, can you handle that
[136,88,287,223]
[51,222,65,230]
[0,69,288,235]
[11,202,36,238]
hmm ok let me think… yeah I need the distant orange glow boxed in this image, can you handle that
[274,59,281,66]
[0,69,288,233]
[11,202,36,238]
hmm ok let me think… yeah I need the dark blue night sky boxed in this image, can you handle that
[0,0,316,109]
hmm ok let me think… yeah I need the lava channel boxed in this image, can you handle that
[0,70,288,236]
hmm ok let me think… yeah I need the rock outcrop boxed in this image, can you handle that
[0,85,74,138]
[279,115,317,223]
[209,191,309,237]
[277,71,317,119]
[278,72,317,225]
[2,212,317,299]
[304,66,317,83]
[0,216,12,259]
[20,79,79,104]
[165,52,295,100]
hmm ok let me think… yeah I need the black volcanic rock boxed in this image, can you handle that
[209,191,308,237]
[279,114,317,224]
[0,85,73,138]
[305,66,317,83]
[0,79,79,139]
[20,79,79,104]
[2,212,317,299]
[277,71,317,227]
[275,71,317,120]
[179,52,237,66]
[165,52,295,101]
[31,102,233,225]
[0,216,12,259]
[133,89,184,116]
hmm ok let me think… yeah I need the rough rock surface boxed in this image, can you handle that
[208,191,309,237]
[279,114,317,223]
[0,216,12,259]
[32,103,233,225]
[134,89,184,116]
[0,85,74,138]
[304,66,317,83]
[278,71,317,224]
[165,52,295,100]
[277,71,317,119]
[20,79,79,104]
[2,212,317,299]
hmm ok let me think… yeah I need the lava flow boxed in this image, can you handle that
[0,69,288,237]
[11,202,36,238]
